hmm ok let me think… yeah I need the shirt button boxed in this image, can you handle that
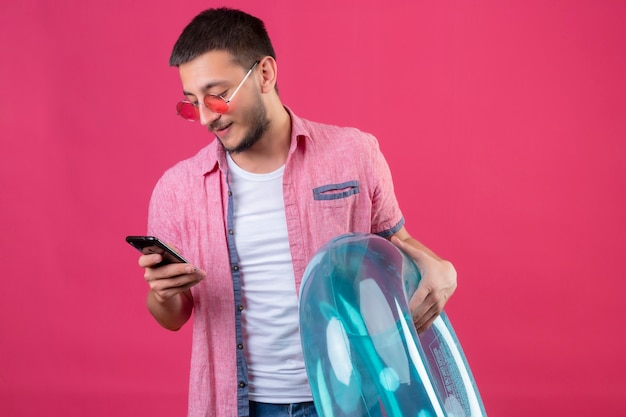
[238,305,244,311]
[228,229,234,235]
[233,265,239,271]
[238,381,246,388]
[228,191,232,196]
[237,344,244,350]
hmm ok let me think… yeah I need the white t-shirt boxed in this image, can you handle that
[226,154,312,403]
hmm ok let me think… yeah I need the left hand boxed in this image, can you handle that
[391,236,457,333]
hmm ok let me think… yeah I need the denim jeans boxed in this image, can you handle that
[249,401,318,417]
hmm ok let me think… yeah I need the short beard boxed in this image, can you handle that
[223,96,269,155]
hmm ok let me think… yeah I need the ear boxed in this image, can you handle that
[258,56,278,94]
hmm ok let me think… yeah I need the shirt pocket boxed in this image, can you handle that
[312,180,360,207]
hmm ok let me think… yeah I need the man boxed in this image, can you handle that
[137,7,457,417]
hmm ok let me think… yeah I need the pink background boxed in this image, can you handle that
[1,0,625,415]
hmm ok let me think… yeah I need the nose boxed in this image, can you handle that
[198,103,221,126]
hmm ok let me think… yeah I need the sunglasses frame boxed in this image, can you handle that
[176,61,260,122]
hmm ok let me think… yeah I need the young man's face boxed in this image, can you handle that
[178,50,269,154]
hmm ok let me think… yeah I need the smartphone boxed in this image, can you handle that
[125,235,190,267]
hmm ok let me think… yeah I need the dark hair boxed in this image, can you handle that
[169,8,276,68]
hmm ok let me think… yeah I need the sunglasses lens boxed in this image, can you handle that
[176,102,199,121]
[205,96,229,114]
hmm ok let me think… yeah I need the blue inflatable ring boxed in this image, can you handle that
[299,233,487,417]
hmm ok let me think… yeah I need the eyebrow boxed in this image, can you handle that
[182,80,227,97]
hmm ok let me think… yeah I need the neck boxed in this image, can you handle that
[229,104,291,174]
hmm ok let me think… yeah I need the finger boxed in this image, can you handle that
[153,277,197,295]
[412,286,446,327]
[416,312,438,334]
[155,265,204,284]
[148,270,204,299]
[409,284,432,313]
[412,304,434,331]
[139,253,162,268]
[412,296,441,332]
[145,262,198,282]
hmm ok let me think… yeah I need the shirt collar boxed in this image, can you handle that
[199,105,310,176]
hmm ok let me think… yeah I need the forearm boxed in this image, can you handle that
[146,289,193,331]
[402,236,443,262]
[405,237,457,282]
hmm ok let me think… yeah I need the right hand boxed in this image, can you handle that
[139,252,206,303]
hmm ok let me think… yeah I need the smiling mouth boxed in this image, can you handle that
[211,122,232,136]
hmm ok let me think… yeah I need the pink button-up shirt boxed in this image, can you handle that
[147,108,404,417]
